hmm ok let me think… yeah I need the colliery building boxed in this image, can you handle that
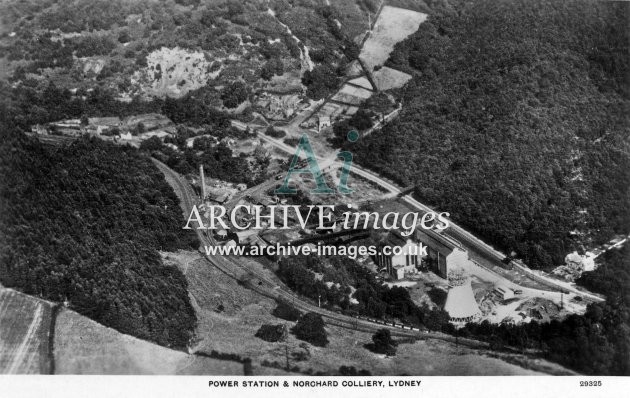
[375,229,470,280]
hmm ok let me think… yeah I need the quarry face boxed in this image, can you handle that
[132,47,215,98]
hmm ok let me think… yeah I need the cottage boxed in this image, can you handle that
[233,230,259,245]
[317,116,331,132]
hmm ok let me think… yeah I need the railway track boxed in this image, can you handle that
[152,159,488,348]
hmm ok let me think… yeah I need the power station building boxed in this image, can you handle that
[374,232,423,280]
[374,229,470,280]
[415,229,469,279]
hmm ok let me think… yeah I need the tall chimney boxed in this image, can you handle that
[199,164,206,201]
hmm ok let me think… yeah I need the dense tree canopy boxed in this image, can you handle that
[0,132,198,349]
[369,328,398,356]
[292,312,328,347]
[302,64,342,100]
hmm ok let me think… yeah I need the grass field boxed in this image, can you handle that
[331,92,366,106]
[359,6,427,71]
[348,76,374,90]
[54,308,245,375]
[339,84,374,99]
[372,66,412,90]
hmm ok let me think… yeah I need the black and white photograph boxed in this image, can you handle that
[0,0,628,396]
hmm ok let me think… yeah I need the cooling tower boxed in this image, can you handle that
[444,270,481,324]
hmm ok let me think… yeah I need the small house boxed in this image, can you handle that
[317,116,331,132]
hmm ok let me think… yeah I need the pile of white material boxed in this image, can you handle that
[566,251,596,272]
[552,251,598,281]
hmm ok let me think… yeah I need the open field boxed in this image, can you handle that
[0,288,52,374]
[359,6,427,71]
[339,84,374,99]
[332,92,367,106]
[372,66,412,90]
[54,308,245,375]
[331,84,374,106]
[348,76,374,90]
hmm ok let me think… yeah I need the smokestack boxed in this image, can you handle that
[199,164,206,201]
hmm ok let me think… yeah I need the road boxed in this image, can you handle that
[242,126,604,302]
[151,158,489,349]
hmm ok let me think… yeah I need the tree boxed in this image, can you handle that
[226,1,245,18]
[255,324,288,342]
[292,312,328,347]
[364,92,393,114]
[117,30,131,43]
[348,109,374,130]
[140,135,163,151]
[369,328,398,356]
[260,59,284,80]
[221,81,249,108]
[301,65,340,100]
[264,127,286,138]
[272,301,301,321]
[133,122,146,136]
[423,308,450,332]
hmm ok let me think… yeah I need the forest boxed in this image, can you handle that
[0,131,199,349]
[342,0,630,270]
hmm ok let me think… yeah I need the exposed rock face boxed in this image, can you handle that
[132,47,214,98]
[81,58,106,75]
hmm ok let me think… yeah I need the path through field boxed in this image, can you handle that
[0,289,51,374]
